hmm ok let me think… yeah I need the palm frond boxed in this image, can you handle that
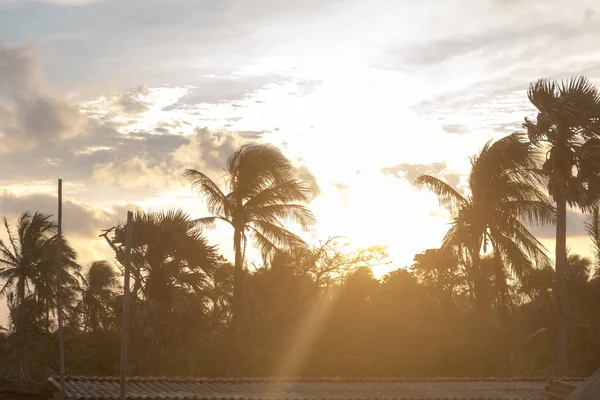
[227,144,296,199]
[441,224,467,251]
[183,169,231,218]
[0,275,16,297]
[249,204,316,230]
[414,174,466,214]
[0,240,18,266]
[528,78,558,112]
[247,227,279,258]
[192,216,232,231]
[558,76,600,118]
[4,217,20,258]
[248,220,305,252]
[244,180,311,210]
[498,200,556,226]
[499,220,551,270]
[491,230,534,281]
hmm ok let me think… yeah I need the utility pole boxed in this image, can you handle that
[120,211,133,400]
[56,178,65,389]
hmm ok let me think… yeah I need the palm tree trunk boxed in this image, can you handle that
[469,247,488,312]
[555,194,568,375]
[46,300,50,332]
[227,227,243,376]
[16,274,27,388]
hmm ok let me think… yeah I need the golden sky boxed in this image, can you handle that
[1,0,600,322]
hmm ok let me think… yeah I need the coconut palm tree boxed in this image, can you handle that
[524,76,600,374]
[0,211,79,386]
[414,132,554,312]
[184,143,316,375]
[78,261,119,332]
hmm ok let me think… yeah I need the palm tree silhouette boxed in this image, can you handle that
[77,261,119,332]
[415,133,554,312]
[524,76,600,375]
[0,211,79,386]
[184,144,316,375]
[104,209,220,374]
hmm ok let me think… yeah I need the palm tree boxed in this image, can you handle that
[78,261,119,332]
[414,132,554,312]
[102,210,220,374]
[524,76,600,374]
[31,241,80,332]
[184,143,316,375]
[0,211,79,386]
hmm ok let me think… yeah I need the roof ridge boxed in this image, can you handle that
[49,375,587,382]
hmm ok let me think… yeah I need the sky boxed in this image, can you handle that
[1,0,600,323]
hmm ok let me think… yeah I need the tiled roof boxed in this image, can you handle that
[45,376,584,400]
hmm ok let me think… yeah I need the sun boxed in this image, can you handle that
[305,168,454,278]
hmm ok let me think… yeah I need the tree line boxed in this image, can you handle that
[2,76,600,387]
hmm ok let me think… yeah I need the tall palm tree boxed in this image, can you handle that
[414,133,554,312]
[524,76,600,374]
[0,211,79,386]
[184,143,316,375]
[78,261,119,332]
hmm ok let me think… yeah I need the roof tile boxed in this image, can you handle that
[46,376,584,400]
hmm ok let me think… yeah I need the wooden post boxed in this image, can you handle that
[56,178,65,389]
[120,211,133,400]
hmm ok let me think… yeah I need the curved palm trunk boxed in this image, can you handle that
[555,194,568,375]
[227,227,244,376]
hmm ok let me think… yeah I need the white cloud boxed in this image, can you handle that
[0,43,86,153]
[91,156,173,190]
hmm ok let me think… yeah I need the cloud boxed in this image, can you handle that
[442,124,469,134]
[173,127,248,173]
[0,43,85,153]
[170,75,286,106]
[114,83,151,115]
[296,166,321,201]
[333,183,349,191]
[92,156,173,190]
[86,126,265,192]
[381,162,461,189]
[0,190,113,236]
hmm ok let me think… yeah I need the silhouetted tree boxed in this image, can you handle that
[414,133,554,311]
[103,210,219,374]
[184,144,316,375]
[0,212,79,386]
[525,76,600,374]
[76,261,120,332]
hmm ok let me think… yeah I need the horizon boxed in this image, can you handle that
[1,0,600,373]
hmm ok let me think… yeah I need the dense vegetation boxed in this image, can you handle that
[2,77,600,387]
